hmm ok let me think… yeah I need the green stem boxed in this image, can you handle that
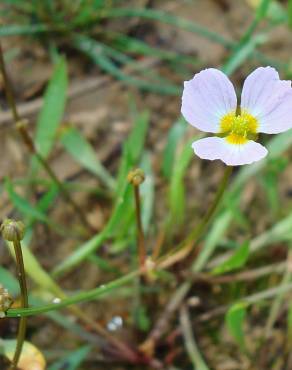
[7,271,139,318]
[10,239,28,370]
[180,305,210,370]
[35,148,94,233]
[7,167,233,326]
[184,165,233,251]
[265,247,292,337]
[0,42,93,234]
[133,185,146,267]
[0,43,19,122]
[144,166,233,347]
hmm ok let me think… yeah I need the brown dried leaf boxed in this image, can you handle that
[1,339,46,370]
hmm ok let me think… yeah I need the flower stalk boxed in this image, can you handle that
[128,169,146,268]
[0,42,94,234]
[156,165,233,271]
[0,220,28,370]
[17,120,94,233]
[185,165,233,250]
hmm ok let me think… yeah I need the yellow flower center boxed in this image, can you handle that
[220,111,258,145]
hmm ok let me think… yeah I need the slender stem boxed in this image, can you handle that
[5,167,232,363]
[151,229,165,260]
[143,165,233,349]
[155,166,233,269]
[7,271,139,317]
[133,185,146,267]
[185,165,233,250]
[36,148,94,232]
[180,305,210,370]
[0,42,94,234]
[265,247,292,337]
[10,239,28,370]
[0,44,19,122]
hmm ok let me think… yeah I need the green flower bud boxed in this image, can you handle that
[127,168,145,186]
[0,284,13,318]
[0,219,25,242]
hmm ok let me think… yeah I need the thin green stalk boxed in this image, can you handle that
[0,220,28,370]
[0,43,94,234]
[180,305,210,370]
[6,167,233,360]
[0,43,19,122]
[144,166,233,347]
[185,166,233,250]
[10,239,28,370]
[158,166,233,269]
[7,271,139,318]
[198,281,292,323]
[6,238,139,363]
[289,0,292,29]
[265,247,292,337]
[17,122,94,233]
[128,169,146,268]
[134,185,146,267]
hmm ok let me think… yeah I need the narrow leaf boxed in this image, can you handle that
[162,118,186,179]
[33,57,67,169]
[48,345,91,370]
[212,241,250,275]
[60,126,115,189]
[5,178,49,223]
[225,302,248,351]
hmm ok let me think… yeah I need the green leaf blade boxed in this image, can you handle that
[60,127,115,189]
[212,241,250,275]
[225,302,248,352]
[33,57,68,169]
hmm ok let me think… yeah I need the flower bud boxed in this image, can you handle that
[0,219,25,242]
[0,284,13,318]
[127,168,145,186]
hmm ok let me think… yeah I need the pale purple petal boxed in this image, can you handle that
[241,66,292,133]
[192,137,268,166]
[181,68,237,133]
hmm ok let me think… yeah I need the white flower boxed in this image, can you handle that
[181,67,292,166]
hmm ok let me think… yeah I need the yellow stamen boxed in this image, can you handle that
[220,111,258,145]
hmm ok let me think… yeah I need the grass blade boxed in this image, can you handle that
[288,0,292,28]
[102,8,233,48]
[225,302,248,352]
[162,118,186,179]
[60,126,115,189]
[211,241,250,276]
[32,57,68,170]
[73,35,180,95]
